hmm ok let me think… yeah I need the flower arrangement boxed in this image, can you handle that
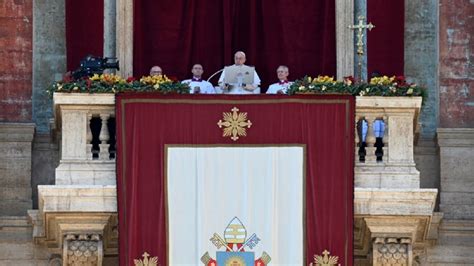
[287,75,426,102]
[46,73,190,97]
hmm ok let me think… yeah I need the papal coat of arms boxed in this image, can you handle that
[201,217,271,266]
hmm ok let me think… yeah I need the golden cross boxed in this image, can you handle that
[349,16,375,82]
[217,107,252,141]
[349,15,375,55]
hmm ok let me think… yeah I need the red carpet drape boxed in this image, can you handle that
[65,0,103,71]
[116,94,354,265]
[64,1,406,82]
[133,0,336,90]
[367,0,405,77]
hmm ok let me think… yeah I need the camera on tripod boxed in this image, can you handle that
[72,55,120,79]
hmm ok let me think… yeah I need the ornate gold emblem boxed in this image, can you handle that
[134,252,158,266]
[310,250,339,266]
[217,107,252,141]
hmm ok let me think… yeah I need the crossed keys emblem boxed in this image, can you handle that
[201,217,271,266]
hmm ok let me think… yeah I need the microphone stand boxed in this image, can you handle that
[207,68,224,83]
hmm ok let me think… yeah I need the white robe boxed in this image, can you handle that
[218,65,261,94]
[266,81,293,94]
[181,79,216,94]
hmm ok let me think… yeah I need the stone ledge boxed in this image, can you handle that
[355,188,438,216]
[356,96,422,109]
[53,93,115,106]
[38,185,117,213]
[437,128,474,147]
[0,123,35,142]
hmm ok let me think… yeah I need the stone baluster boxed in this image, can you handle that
[382,115,389,162]
[63,234,103,266]
[365,116,377,163]
[99,114,111,160]
[373,237,412,266]
[86,114,93,160]
[355,116,361,162]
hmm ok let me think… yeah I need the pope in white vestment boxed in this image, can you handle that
[218,51,261,94]
[266,65,292,94]
[181,64,216,94]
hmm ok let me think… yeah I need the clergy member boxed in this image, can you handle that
[149,65,163,76]
[266,65,292,94]
[181,64,216,94]
[218,51,261,94]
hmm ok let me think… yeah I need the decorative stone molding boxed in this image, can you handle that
[63,234,103,266]
[437,128,474,220]
[373,237,412,266]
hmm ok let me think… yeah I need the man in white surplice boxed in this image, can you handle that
[218,51,261,94]
[266,65,293,94]
[181,64,216,94]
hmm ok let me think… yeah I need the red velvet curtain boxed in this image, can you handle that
[116,94,354,265]
[133,0,336,90]
[65,0,104,71]
[367,0,405,77]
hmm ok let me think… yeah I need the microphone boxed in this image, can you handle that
[207,68,224,83]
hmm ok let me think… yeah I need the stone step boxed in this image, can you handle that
[439,220,474,246]
[0,216,32,242]
[0,216,50,263]
[425,245,474,265]
[0,200,32,216]
[0,187,32,201]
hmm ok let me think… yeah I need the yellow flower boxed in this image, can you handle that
[406,88,413,95]
[153,84,160,90]
[90,74,100,81]
[322,85,327,91]
[314,75,334,83]
[307,76,312,83]
[359,91,366,96]
[298,85,305,91]
[370,75,396,86]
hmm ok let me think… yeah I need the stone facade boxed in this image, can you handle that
[0,0,473,265]
[0,0,33,122]
[0,123,35,216]
[439,0,474,128]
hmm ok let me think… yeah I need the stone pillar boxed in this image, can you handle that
[404,0,439,138]
[116,0,133,78]
[104,0,116,59]
[373,237,412,266]
[33,0,66,133]
[353,0,367,81]
[437,128,474,219]
[0,123,35,216]
[336,0,354,80]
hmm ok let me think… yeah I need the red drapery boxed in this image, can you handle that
[133,0,336,90]
[367,0,405,77]
[65,0,104,71]
[116,94,354,265]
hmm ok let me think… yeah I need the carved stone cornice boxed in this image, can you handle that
[64,234,103,266]
[31,212,117,256]
[373,237,412,266]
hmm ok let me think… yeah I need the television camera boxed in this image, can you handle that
[72,55,120,79]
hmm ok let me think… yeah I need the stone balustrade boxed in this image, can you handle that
[355,96,422,189]
[53,93,116,186]
[32,93,437,265]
